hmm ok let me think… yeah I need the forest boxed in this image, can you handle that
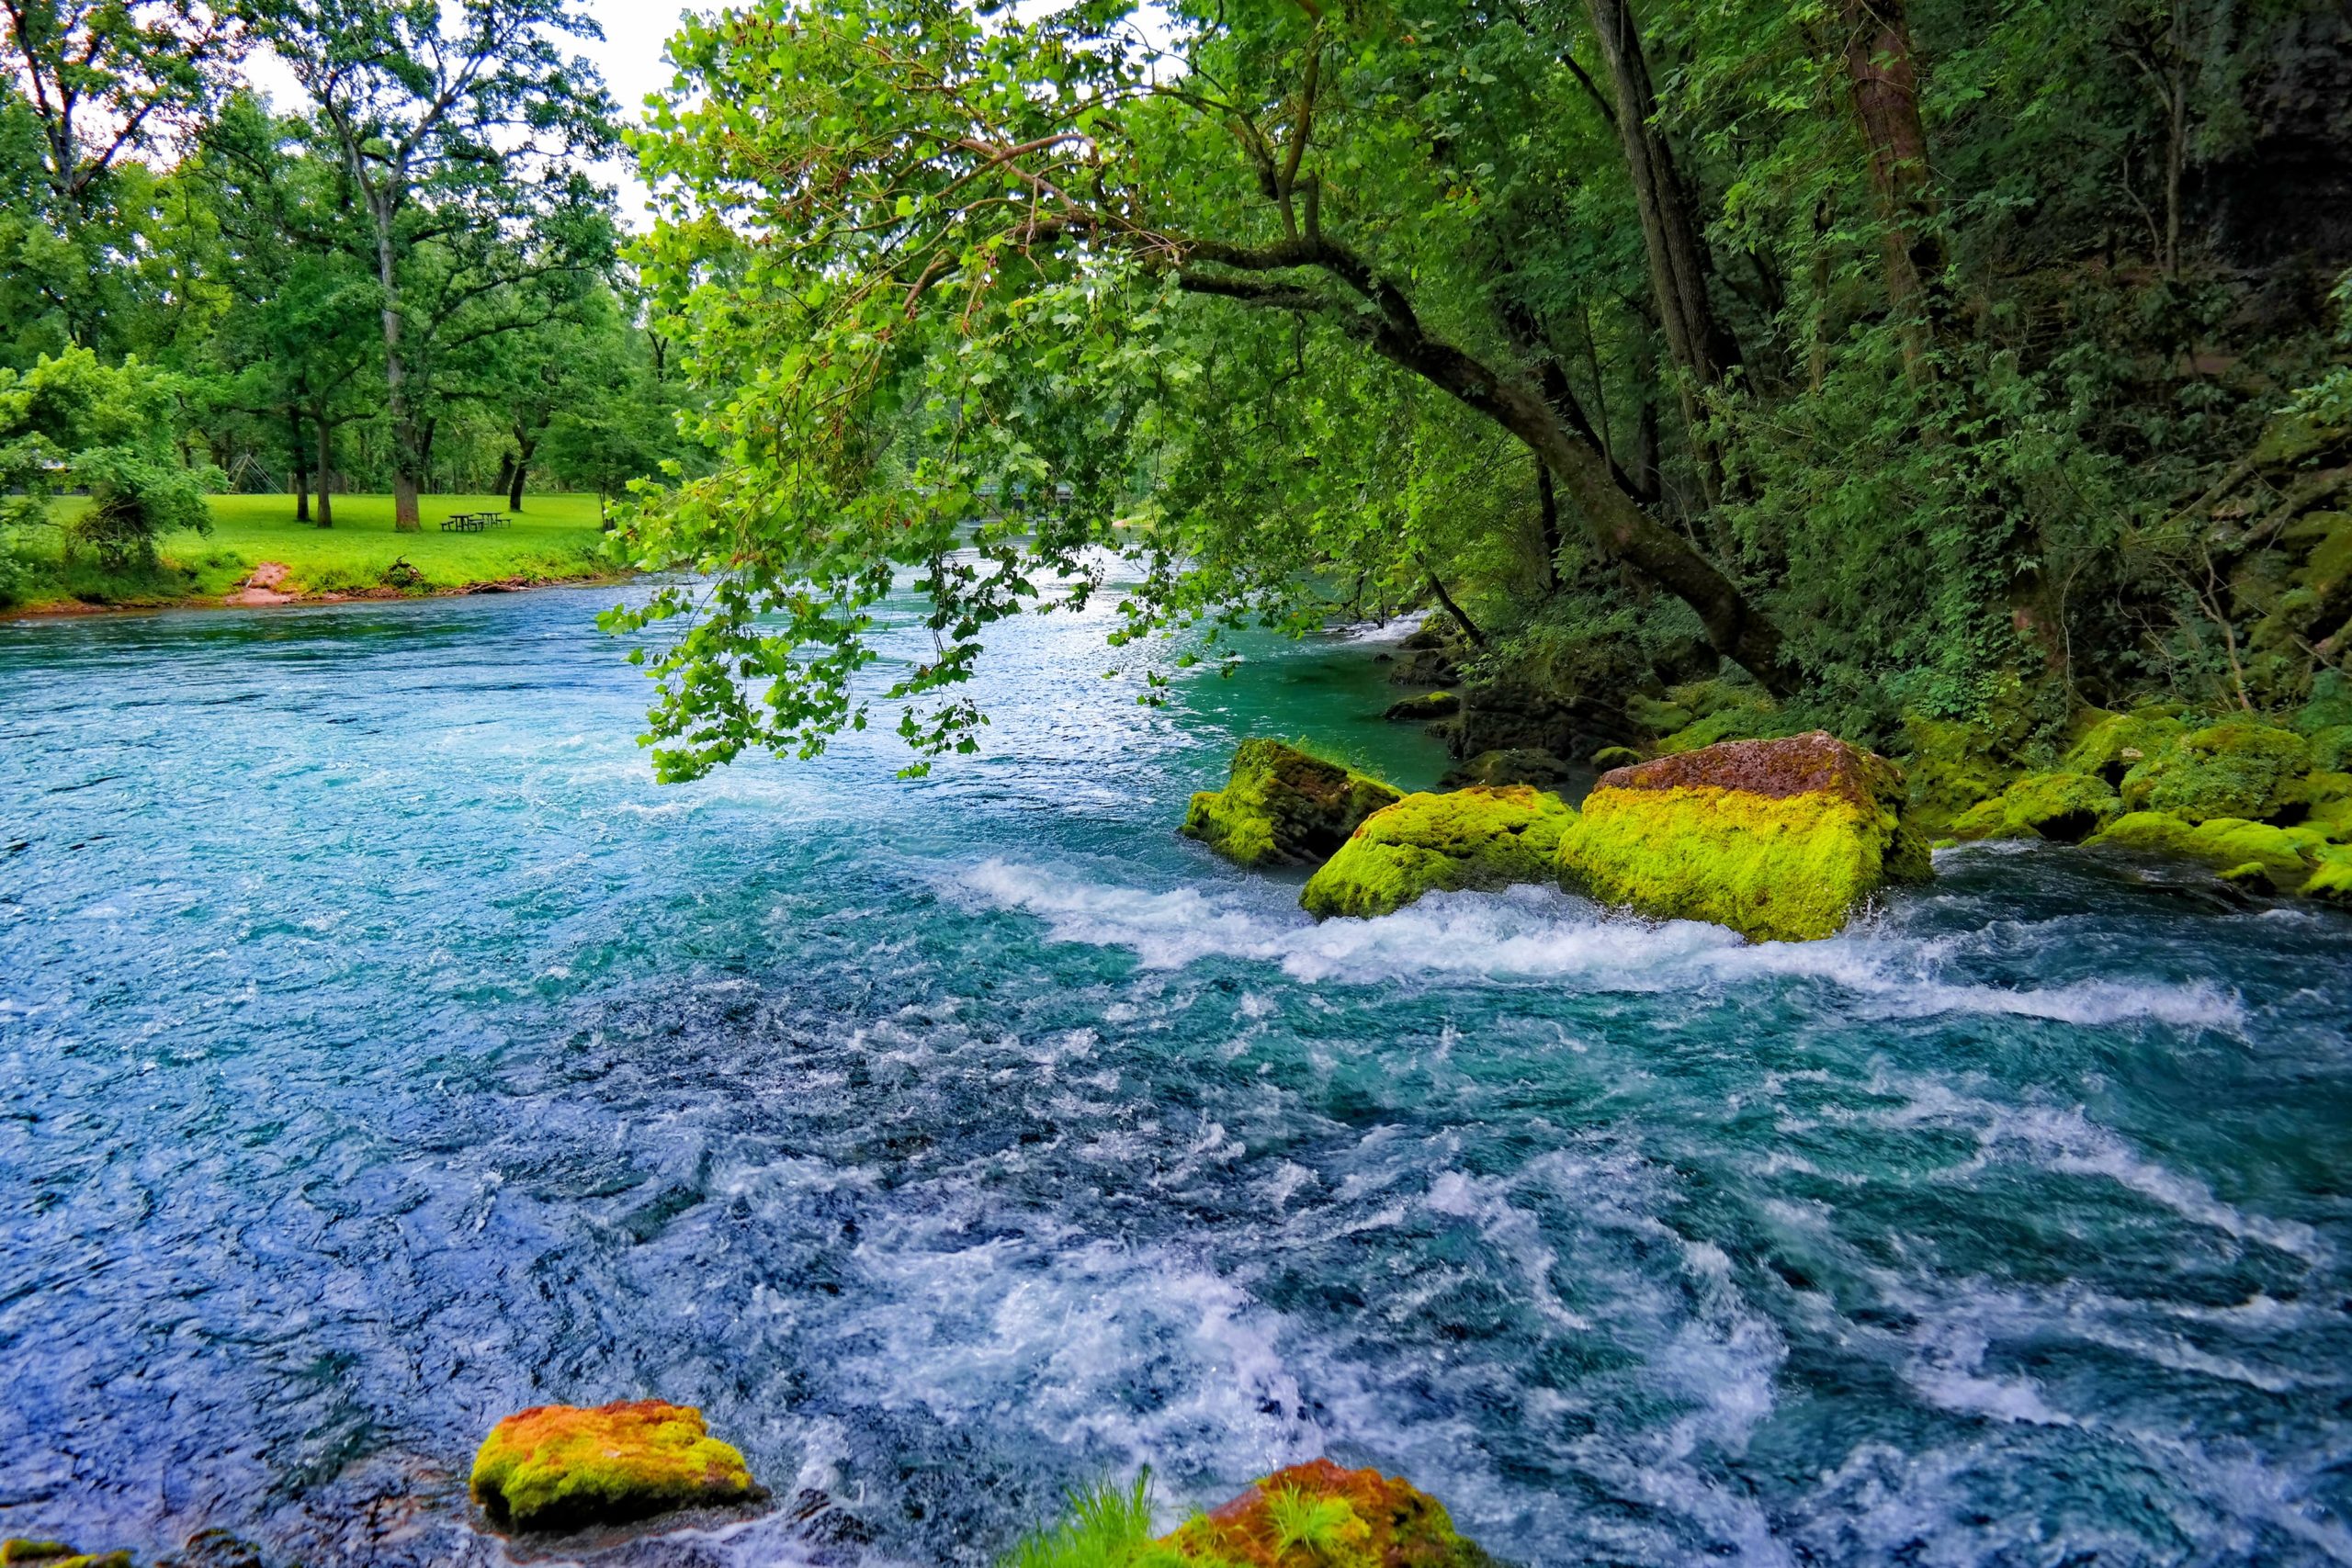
[606,0,2352,783]
[0,0,685,604]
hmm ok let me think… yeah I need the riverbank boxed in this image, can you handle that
[6,493,619,614]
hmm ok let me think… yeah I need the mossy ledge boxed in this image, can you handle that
[1181,739,1403,869]
[1005,1460,1502,1568]
[469,1399,759,1534]
[2,1543,131,1568]
[1560,732,1931,943]
[1301,786,1576,919]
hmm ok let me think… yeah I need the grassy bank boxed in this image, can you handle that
[9,493,618,612]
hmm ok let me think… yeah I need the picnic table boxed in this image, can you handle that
[438,511,512,532]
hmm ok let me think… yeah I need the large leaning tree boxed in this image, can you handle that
[617,0,1795,780]
[248,0,617,530]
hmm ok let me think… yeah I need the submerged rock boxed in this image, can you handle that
[1301,786,1576,919]
[1948,771,2120,844]
[1182,740,1403,869]
[469,1399,757,1533]
[2118,720,2312,822]
[1,1546,130,1568]
[1382,690,1460,721]
[1439,748,1573,791]
[1161,1460,1501,1568]
[1560,732,1930,942]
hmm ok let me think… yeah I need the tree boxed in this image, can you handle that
[196,93,382,526]
[0,1,246,350]
[249,0,617,530]
[618,0,1798,779]
[0,347,219,568]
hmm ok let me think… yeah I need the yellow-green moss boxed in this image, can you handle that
[1300,786,1575,919]
[1589,745,1642,770]
[2089,811,2327,885]
[2062,707,2189,784]
[1902,716,2021,838]
[0,1547,130,1568]
[1181,739,1403,869]
[2118,721,2312,822]
[470,1399,755,1533]
[1948,771,2120,843]
[2303,845,2352,904]
[1561,785,1918,942]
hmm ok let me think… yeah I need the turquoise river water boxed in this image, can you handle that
[4,581,2351,1568]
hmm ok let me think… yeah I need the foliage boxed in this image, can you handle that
[0,348,219,570]
[613,0,2352,777]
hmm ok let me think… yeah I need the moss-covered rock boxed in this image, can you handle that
[470,1399,758,1533]
[1948,771,2121,844]
[2307,726,2352,774]
[1382,691,1459,722]
[1301,786,1576,919]
[1182,740,1403,868]
[1164,1460,1501,1568]
[2303,844,2352,904]
[2063,706,2190,784]
[1900,716,2019,840]
[1589,745,1642,770]
[1005,1461,1500,1568]
[2088,811,2328,886]
[2118,721,2312,822]
[1559,732,1930,942]
[1,1546,131,1568]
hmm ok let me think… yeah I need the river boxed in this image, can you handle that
[4,582,2350,1567]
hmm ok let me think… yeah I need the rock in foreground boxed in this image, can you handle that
[1012,1460,1502,1568]
[469,1400,757,1533]
[1182,740,1402,868]
[1560,731,1930,942]
[2,1544,130,1568]
[1302,787,1575,919]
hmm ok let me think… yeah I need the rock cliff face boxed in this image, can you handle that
[1560,732,1931,942]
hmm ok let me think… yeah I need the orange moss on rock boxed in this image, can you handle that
[1159,1460,1498,1568]
[469,1399,757,1533]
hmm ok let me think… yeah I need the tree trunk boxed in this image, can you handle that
[315,416,336,530]
[1536,463,1563,591]
[290,411,311,524]
[508,434,537,512]
[492,451,516,501]
[1841,0,1948,377]
[1584,0,1738,389]
[1355,309,1794,691]
[368,193,423,531]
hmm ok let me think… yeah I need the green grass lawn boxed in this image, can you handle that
[13,492,618,610]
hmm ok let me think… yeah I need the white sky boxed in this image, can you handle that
[243,2,702,231]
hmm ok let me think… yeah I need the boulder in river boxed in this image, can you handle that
[2087,811,2328,889]
[1158,1459,1502,1568]
[1302,785,1577,919]
[469,1399,758,1533]
[1560,731,1931,942]
[1382,690,1460,722]
[1182,739,1402,868]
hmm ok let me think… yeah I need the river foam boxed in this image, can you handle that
[956,858,2247,1030]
